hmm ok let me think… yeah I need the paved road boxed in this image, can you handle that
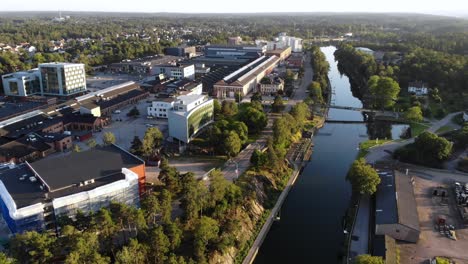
[366,112,462,163]
[349,195,370,258]
[222,53,312,182]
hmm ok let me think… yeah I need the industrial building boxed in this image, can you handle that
[375,170,420,243]
[0,144,145,233]
[265,47,292,61]
[76,81,149,117]
[192,45,267,67]
[168,94,214,143]
[2,63,87,97]
[213,56,280,98]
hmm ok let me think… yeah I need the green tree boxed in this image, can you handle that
[290,102,311,126]
[229,121,248,145]
[272,95,284,113]
[221,101,238,117]
[368,75,400,109]
[414,131,452,161]
[129,136,143,155]
[208,169,229,207]
[238,106,268,134]
[213,99,222,120]
[223,131,241,158]
[165,220,183,251]
[159,158,181,194]
[65,232,110,264]
[72,144,81,152]
[141,127,164,158]
[354,254,384,264]
[86,139,97,148]
[251,92,262,103]
[9,231,56,264]
[193,216,219,261]
[127,106,140,117]
[141,192,160,225]
[160,189,173,224]
[308,81,323,103]
[115,239,147,264]
[148,226,170,264]
[250,149,267,170]
[102,132,116,146]
[0,252,15,264]
[347,158,381,195]
[404,106,423,122]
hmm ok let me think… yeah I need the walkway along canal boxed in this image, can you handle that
[253,46,408,263]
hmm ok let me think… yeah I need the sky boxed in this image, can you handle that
[1,0,468,16]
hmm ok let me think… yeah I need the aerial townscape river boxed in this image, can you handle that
[254,46,408,263]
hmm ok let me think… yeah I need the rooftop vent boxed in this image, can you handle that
[29,176,37,183]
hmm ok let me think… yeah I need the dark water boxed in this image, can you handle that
[254,46,406,264]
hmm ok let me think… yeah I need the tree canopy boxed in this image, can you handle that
[347,158,381,195]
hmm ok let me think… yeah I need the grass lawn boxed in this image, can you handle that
[358,139,392,158]
[410,122,431,137]
[435,125,456,134]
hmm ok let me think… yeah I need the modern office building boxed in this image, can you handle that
[213,56,280,98]
[0,144,145,233]
[150,64,195,80]
[1,69,41,97]
[39,63,87,96]
[168,94,214,143]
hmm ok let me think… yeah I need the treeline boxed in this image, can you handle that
[308,46,330,104]
[192,100,267,157]
[334,44,401,110]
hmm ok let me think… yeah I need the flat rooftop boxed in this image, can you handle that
[0,101,47,122]
[0,164,127,209]
[29,145,144,192]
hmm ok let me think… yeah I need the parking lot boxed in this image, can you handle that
[399,169,468,264]
[77,97,167,151]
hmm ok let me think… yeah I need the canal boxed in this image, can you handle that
[254,46,407,263]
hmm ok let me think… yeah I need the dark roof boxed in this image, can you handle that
[36,132,70,143]
[375,170,420,231]
[97,89,148,110]
[372,235,386,258]
[0,164,45,208]
[29,144,143,191]
[62,114,100,125]
[0,134,52,160]
[0,164,126,209]
[0,101,47,122]
[0,114,62,139]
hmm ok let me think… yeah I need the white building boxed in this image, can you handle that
[168,94,214,143]
[356,47,375,56]
[1,69,41,96]
[39,62,87,96]
[263,33,303,53]
[151,64,195,80]
[408,82,429,96]
[147,98,176,119]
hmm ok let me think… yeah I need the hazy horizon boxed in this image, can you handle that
[2,0,468,17]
